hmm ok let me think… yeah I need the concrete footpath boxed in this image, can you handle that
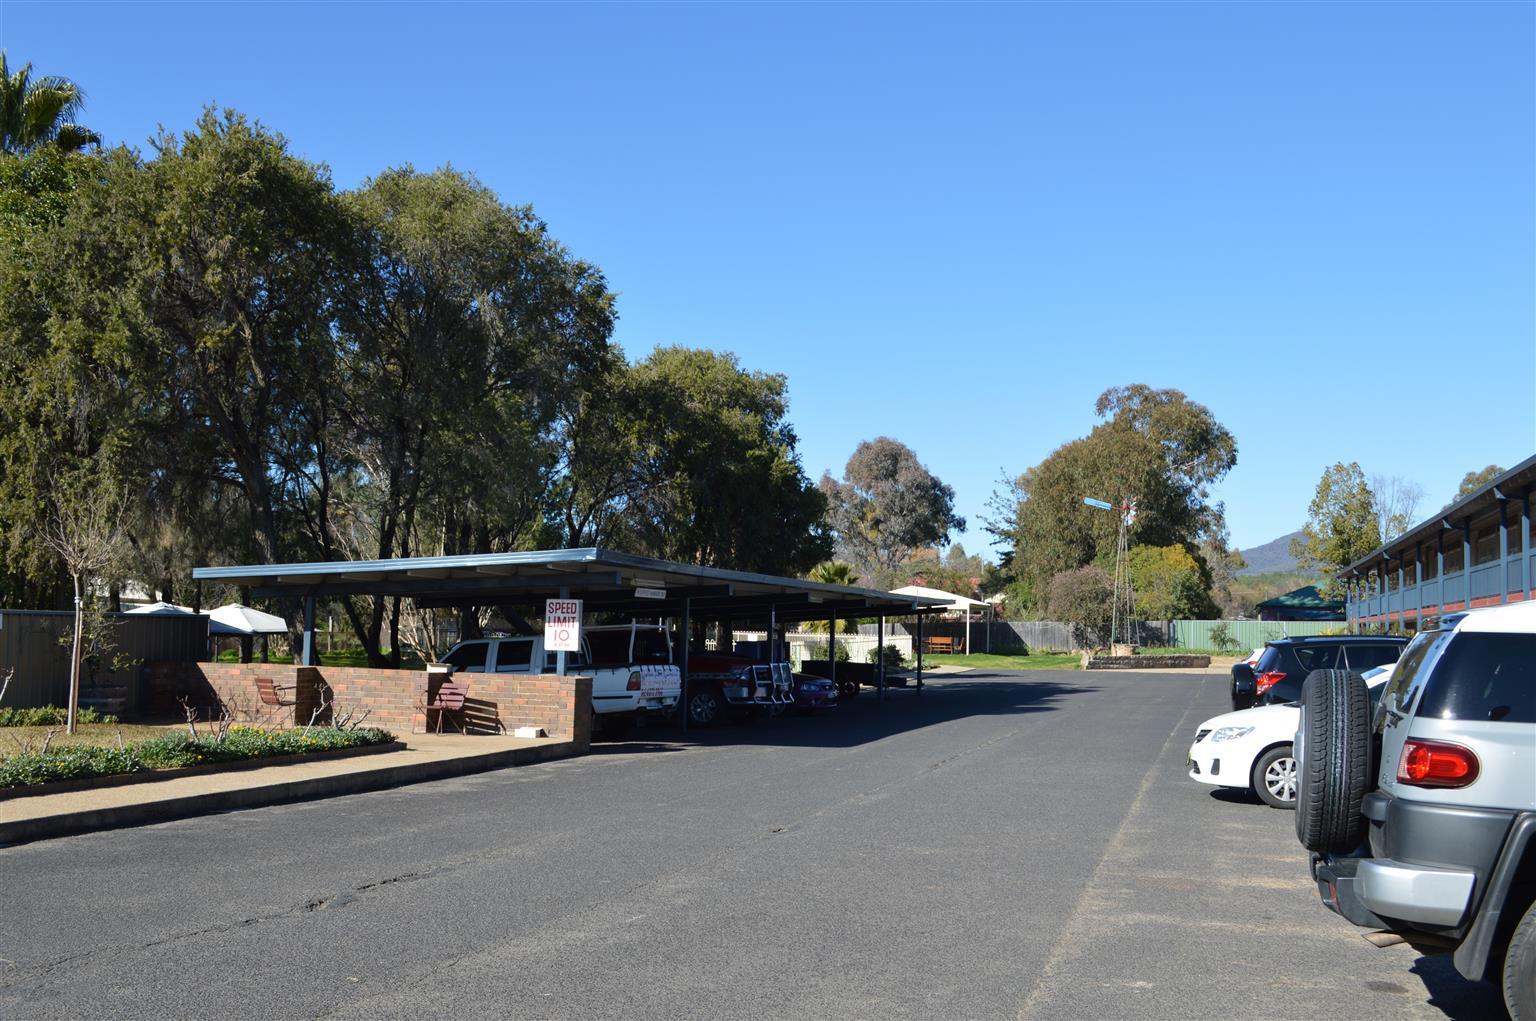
[0,733,577,846]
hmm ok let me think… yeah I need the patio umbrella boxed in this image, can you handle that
[123,600,196,615]
[208,603,290,663]
[207,603,289,637]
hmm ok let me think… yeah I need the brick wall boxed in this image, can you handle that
[144,662,590,750]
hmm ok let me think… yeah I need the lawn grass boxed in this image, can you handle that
[0,723,183,758]
[921,651,1081,671]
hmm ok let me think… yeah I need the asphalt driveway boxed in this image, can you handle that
[0,669,1505,1019]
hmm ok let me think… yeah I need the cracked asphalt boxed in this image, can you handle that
[0,670,1507,1019]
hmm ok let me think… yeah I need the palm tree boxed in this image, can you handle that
[802,562,860,634]
[0,53,101,155]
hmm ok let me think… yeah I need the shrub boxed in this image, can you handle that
[1047,565,1114,649]
[1208,622,1241,653]
[0,726,395,789]
[0,706,120,727]
[867,644,905,668]
[0,745,142,787]
[803,640,850,663]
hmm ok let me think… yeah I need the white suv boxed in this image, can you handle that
[1297,602,1536,1018]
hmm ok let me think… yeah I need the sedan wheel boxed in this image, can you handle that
[1253,745,1298,809]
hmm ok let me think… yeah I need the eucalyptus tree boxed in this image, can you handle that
[334,166,619,664]
[621,347,830,576]
[821,437,964,589]
[996,386,1238,610]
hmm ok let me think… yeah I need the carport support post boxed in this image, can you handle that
[828,611,837,693]
[915,613,923,693]
[877,614,885,701]
[301,594,317,666]
[556,585,568,677]
[679,597,691,733]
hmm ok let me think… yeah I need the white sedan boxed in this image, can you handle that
[1187,665,1392,809]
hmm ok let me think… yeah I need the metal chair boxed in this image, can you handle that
[415,681,469,734]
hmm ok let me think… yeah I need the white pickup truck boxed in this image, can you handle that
[439,623,682,730]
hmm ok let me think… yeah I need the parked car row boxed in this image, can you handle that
[438,622,843,733]
[1187,608,1536,1016]
[1190,635,1409,809]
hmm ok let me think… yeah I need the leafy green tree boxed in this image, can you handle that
[1290,462,1380,597]
[1451,465,1505,504]
[1125,544,1218,620]
[0,144,109,606]
[0,54,100,155]
[821,437,964,588]
[903,542,986,598]
[992,386,1236,612]
[622,347,830,576]
[336,166,619,663]
[1197,505,1247,617]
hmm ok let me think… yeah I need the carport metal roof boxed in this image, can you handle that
[192,548,947,624]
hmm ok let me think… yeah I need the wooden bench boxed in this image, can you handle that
[925,636,955,655]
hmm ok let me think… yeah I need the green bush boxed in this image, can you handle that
[867,643,905,669]
[803,640,850,663]
[1207,622,1241,653]
[0,726,395,789]
[0,706,120,727]
[0,745,142,787]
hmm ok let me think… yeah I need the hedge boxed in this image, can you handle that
[0,726,395,789]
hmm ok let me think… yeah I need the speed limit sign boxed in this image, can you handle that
[544,599,582,652]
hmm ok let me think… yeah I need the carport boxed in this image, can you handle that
[191,548,947,728]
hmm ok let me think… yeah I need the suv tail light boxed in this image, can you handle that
[1398,739,1480,788]
[1255,671,1287,696]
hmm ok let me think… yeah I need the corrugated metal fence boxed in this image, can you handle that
[0,610,209,710]
[1165,619,1339,650]
[817,618,1341,655]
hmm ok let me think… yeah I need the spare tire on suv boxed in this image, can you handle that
[1295,668,1371,854]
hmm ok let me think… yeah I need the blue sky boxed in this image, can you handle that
[3,1,1532,558]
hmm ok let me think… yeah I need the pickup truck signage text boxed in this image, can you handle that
[544,599,583,652]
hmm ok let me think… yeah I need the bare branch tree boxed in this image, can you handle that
[42,474,129,734]
[1370,474,1425,543]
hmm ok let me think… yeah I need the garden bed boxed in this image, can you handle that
[1082,654,1211,670]
[0,726,398,796]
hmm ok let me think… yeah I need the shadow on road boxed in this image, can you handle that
[1410,951,1508,1019]
[589,671,1096,754]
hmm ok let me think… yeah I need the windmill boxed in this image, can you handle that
[1083,495,1139,651]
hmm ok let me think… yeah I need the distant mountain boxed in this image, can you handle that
[1237,530,1304,575]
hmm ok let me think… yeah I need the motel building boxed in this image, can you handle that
[1344,455,1536,631]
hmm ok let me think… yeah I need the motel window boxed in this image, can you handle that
[1444,540,1465,574]
[1387,567,1399,591]
[1420,547,1438,581]
[1508,516,1525,556]
[1402,559,1417,586]
[1472,514,1500,566]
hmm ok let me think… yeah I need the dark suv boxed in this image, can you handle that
[1230,635,1407,711]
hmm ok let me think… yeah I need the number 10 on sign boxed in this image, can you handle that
[544,599,583,652]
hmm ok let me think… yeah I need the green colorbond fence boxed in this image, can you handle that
[1166,619,1341,650]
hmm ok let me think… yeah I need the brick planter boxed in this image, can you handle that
[144,663,591,751]
[1083,654,1211,670]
